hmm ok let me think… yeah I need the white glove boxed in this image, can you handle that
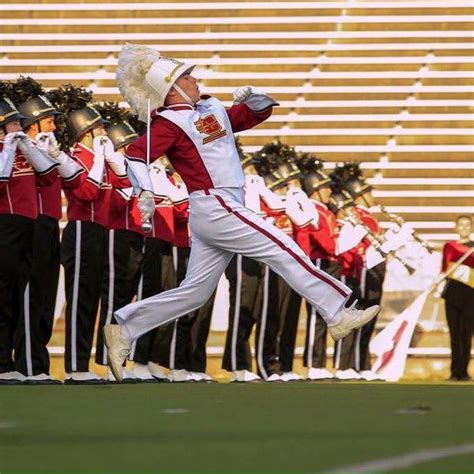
[104,144,127,176]
[138,190,155,222]
[92,135,111,156]
[88,136,107,183]
[233,86,253,104]
[101,136,116,160]
[35,132,63,160]
[3,132,24,150]
[233,85,279,111]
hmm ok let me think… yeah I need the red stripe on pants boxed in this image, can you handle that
[212,193,349,298]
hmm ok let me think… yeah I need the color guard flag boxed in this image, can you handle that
[370,291,429,382]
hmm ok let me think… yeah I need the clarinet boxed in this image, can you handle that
[377,204,433,254]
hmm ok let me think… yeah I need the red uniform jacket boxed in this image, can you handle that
[442,241,474,273]
[64,143,130,227]
[309,201,338,261]
[0,143,57,220]
[107,189,142,233]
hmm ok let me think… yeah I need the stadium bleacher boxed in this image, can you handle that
[0,0,473,245]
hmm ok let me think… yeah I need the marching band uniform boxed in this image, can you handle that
[11,88,84,383]
[61,106,130,383]
[303,200,341,379]
[441,238,474,381]
[352,205,386,374]
[0,95,59,384]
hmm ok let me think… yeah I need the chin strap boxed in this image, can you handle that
[172,84,195,105]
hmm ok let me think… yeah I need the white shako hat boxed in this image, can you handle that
[116,43,195,121]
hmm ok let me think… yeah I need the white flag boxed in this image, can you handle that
[370,291,429,382]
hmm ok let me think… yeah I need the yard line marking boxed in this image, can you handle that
[328,443,474,473]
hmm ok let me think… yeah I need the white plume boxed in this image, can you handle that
[116,43,161,121]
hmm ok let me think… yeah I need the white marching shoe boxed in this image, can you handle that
[65,371,107,384]
[103,324,131,382]
[280,372,302,382]
[328,301,380,341]
[107,368,136,383]
[360,370,385,381]
[0,371,26,385]
[266,373,282,382]
[130,363,156,383]
[167,369,196,383]
[335,369,363,381]
[307,368,334,381]
[147,362,169,382]
[189,372,214,383]
[25,373,62,385]
[230,370,261,383]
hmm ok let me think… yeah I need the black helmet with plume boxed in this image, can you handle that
[253,140,301,190]
[0,81,25,129]
[332,162,373,198]
[327,169,355,213]
[297,153,331,195]
[95,101,142,151]
[46,84,105,150]
[8,76,60,129]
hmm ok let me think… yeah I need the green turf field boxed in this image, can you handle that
[0,383,473,473]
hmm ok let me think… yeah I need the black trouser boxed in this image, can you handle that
[95,229,144,366]
[0,214,34,373]
[444,280,474,379]
[15,215,60,376]
[256,269,302,377]
[303,259,341,369]
[130,238,176,365]
[353,262,386,371]
[61,220,107,373]
[157,246,216,372]
[333,276,361,370]
[222,255,265,372]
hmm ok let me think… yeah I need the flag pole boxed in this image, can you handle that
[141,97,153,233]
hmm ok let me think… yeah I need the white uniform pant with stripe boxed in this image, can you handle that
[115,188,351,342]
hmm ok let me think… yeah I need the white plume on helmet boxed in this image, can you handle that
[116,43,196,121]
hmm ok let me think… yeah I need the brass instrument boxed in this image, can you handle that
[377,204,433,254]
[340,207,417,275]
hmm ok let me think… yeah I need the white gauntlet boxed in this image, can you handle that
[233,86,279,112]
[138,190,155,222]
[0,133,21,179]
[17,133,59,174]
[125,157,153,195]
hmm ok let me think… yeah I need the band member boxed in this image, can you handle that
[441,215,474,381]
[104,45,379,382]
[93,103,145,382]
[49,85,130,384]
[327,183,365,380]
[0,83,59,384]
[336,164,387,380]
[298,156,340,381]
[8,77,84,384]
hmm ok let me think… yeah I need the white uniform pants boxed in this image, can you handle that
[115,188,351,341]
